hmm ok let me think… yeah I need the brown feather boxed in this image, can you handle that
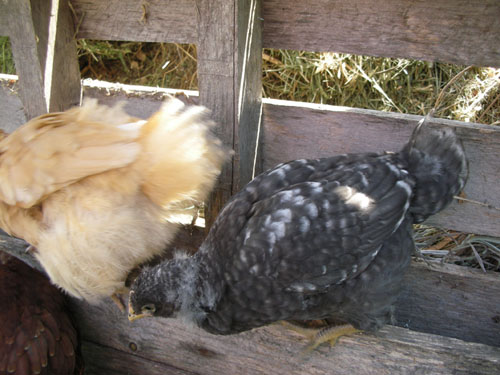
[0,253,80,375]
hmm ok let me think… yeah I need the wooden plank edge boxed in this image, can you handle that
[396,259,500,347]
[81,340,196,375]
[70,297,500,375]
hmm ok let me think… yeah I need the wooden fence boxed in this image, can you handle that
[1,0,499,374]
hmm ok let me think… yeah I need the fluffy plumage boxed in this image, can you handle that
[0,98,227,302]
[0,252,81,375]
[129,118,467,337]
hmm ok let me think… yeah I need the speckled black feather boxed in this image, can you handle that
[130,125,467,335]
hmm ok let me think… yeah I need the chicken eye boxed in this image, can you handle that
[141,304,156,313]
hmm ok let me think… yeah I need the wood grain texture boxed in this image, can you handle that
[45,0,81,112]
[70,297,500,375]
[0,8,8,35]
[196,0,262,227]
[396,261,500,348]
[262,99,500,237]
[262,0,500,67]
[4,0,80,119]
[0,77,26,132]
[195,0,236,229]
[65,0,500,67]
[69,0,198,44]
[5,0,47,119]
[234,0,263,189]
[81,341,196,375]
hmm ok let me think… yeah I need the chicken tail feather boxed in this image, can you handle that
[401,117,468,223]
[139,98,229,208]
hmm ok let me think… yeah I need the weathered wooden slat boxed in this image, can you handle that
[81,341,196,375]
[0,9,8,35]
[262,0,500,67]
[5,0,48,119]
[67,0,500,67]
[70,297,500,375]
[44,0,81,112]
[64,254,500,349]
[69,0,198,44]
[4,0,80,119]
[196,0,262,227]
[195,0,236,228]
[0,76,26,132]
[2,222,499,369]
[234,0,263,188]
[397,261,500,348]
[262,99,500,237]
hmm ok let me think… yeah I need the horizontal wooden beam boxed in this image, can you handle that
[65,0,500,67]
[68,0,198,44]
[262,99,500,237]
[262,0,500,67]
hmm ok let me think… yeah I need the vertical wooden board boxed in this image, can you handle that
[234,0,262,189]
[46,0,81,111]
[196,0,263,227]
[6,0,47,119]
[6,0,81,119]
[196,0,236,228]
[0,5,8,35]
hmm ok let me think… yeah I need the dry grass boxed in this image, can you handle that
[415,226,500,272]
[78,40,198,89]
[262,49,500,125]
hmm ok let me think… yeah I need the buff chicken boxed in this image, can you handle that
[128,117,466,350]
[0,98,227,304]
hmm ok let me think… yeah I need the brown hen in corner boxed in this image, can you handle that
[0,252,82,375]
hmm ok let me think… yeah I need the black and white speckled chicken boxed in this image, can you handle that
[128,118,467,349]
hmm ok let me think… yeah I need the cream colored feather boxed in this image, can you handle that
[0,98,228,302]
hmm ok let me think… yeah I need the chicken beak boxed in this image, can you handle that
[128,311,151,322]
[127,292,148,322]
